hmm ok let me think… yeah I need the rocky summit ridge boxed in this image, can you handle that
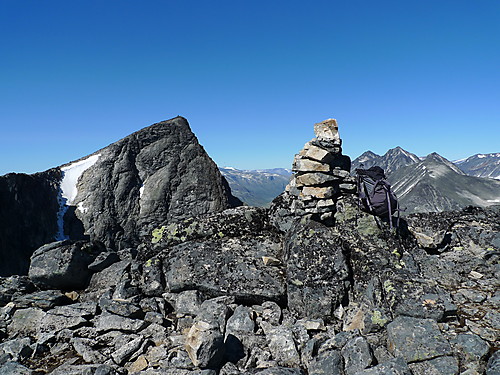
[0,116,241,276]
[0,117,499,375]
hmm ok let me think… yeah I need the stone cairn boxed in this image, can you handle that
[285,118,356,225]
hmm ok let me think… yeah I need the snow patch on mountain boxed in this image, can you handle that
[56,154,101,240]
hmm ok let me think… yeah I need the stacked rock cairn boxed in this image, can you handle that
[285,118,356,225]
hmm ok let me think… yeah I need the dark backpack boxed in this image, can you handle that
[355,166,399,228]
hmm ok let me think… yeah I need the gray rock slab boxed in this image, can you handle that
[93,313,149,333]
[29,240,103,290]
[7,307,46,337]
[308,349,343,375]
[11,290,71,310]
[49,363,117,375]
[353,358,412,375]
[250,367,305,375]
[341,336,373,375]
[387,316,452,363]
[163,237,285,303]
[88,251,120,272]
[0,361,35,375]
[487,350,500,375]
[408,356,459,375]
[452,333,490,361]
[285,220,349,320]
[99,297,143,319]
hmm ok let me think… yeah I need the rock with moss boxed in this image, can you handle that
[284,219,349,320]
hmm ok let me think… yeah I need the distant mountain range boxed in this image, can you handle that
[353,149,500,213]
[223,150,500,213]
[219,167,292,207]
[454,153,500,179]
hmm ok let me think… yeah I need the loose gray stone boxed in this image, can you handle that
[408,356,459,375]
[452,333,490,361]
[0,361,35,375]
[308,349,343,375]
[341,336,373,375]
[29,240,103,290]
[88,251,120,272]
[353,357,412,375]
[196,296,233,333]
[7,307,46,337]
[387,316,452,363]
[70,337,107,363]
[167,290,204,316]
[93,313,149,333]
[0,338,33,361]
[140,256,164,296]
[226,305,255,335]
[262,323,301,367]
[487,350,500,375]
[111,336,144,365]
[185,320,225,369]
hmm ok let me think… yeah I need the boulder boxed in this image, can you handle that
[163,236,285,304]
[387,316,452,363]
[28,240,104,290]
[353,358,411,375]
[185,321,225,369]
[408,356,459,375]
[285,220,349,320]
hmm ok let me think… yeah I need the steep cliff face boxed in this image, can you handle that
[0,116,241,276]
[66,116,241,250]
[0,169,61,276]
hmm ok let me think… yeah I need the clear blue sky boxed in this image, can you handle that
[1,0,499,175]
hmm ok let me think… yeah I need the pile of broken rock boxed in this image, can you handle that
[1,202,499,375]
[286,119,355,225]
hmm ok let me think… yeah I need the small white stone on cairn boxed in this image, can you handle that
[314,118,340,143]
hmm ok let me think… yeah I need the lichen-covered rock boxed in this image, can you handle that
[387,316,452,363]
[284,220,349,320]
[408,356,459,375]
[163,236,285,303]
[353,358,411,375]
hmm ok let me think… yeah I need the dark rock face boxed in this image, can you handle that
[0,169,61,276]
[65,116,241,250]
[284,220,349,320]
[0,116,241,276]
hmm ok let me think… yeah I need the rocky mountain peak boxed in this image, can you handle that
[0,116,241,277]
